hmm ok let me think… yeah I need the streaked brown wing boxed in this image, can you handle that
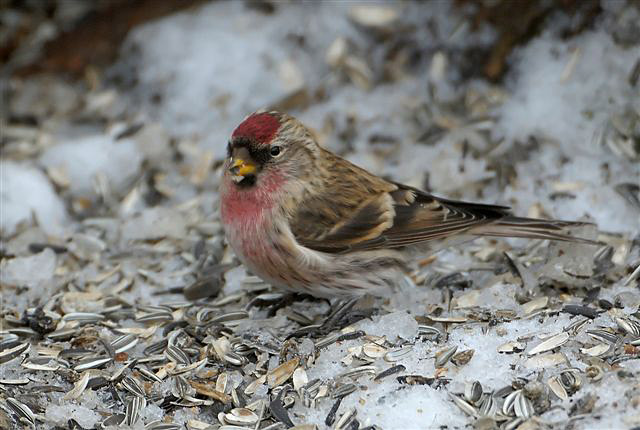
[346,184,511,251]
[294,181,512,254]
[293,192,396,253]
[288,155,397,252]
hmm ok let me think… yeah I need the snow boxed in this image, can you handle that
[120,1,330,149]
[495,29,640,232]
[0,160,68,236]
[120,207,188,241]
[0,248,56,287]
[222,265,249,296]
[45,403,101,429]
[497,31,638,153]
[39,134,143,198]
[119,1,494,152]
[357,310,419,342]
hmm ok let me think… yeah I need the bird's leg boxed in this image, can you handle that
[246,292,327,317]
[285,296,375,340]
[319,297,375,333]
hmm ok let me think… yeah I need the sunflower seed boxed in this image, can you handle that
[448,393,478,417]
[504,418,525,430]
[172,375,193,398]
[586,329,619,344]
[337,365,377,380]
[502,389,522,416]
[210,311,249,324]
[464,381,483,404]
[325,397,342,426]
[417,325,442,341]
[580,343,610,356]
[165,345,191,365]
[125,396,146,426]
[138,366,164,383]
[100,414,125,427]
[334,407,357,430]
[6,397,36,426]
[8,328,38,338]
[362,342,387,359]
[111,334,138,354]
[136,311,174,323]
[562,305,599,319]
[145,339,169,356]
[564,316,591,335]
[435,345,457,367]
[615,317,640,336]
[0,334,21,350]
[62,312,105,323]
[383,345,413,362]
[548,376,568,400]
[521,297,549,315]
[0,342,30,364]
[524,352,569,369]
[222,408,259,426]
[145,421,182,430]
[122,375,146,397]
[513,391,534,418]
[64,370,93,400]
[74,356,113,371]
[624,263,640,286]
[527,332,569,356]
[451,349,474,366]
[216,372,229,393]
[110,359,138,382]
[245,375,267,396]
[332,383,358,398]
[559,369,582,393]
[267,358,299,387]
[478,394,497,417]
[314,332,341,349]
[374,364,406,381]
[270,386,294,427]
[0,378,30,385]
[22,357,60,371]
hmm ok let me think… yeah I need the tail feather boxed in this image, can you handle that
[472,216,601,245]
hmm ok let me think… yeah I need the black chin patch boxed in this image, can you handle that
[236,174,256,187]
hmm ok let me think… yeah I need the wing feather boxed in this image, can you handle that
[288,152,591,254]
[292,179,510,253]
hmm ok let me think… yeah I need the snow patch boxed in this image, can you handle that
[0,161,68,236]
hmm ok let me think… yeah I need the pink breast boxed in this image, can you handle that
[220,171,290,280]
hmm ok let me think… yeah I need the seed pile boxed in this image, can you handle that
[1,236,639,429]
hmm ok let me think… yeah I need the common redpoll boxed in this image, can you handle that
[220,111,595,297]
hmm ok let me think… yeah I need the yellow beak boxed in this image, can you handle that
[229,158,256,177]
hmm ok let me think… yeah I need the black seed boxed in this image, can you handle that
[325,397,342,426]
[562,305,599,319]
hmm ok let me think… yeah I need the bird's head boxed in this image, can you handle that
[225,111,317,189]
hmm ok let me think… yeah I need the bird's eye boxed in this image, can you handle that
[270,146,281,157]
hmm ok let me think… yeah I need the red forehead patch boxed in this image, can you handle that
[232,112,280,145]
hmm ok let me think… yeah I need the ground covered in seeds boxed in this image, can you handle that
[1,1,640,429]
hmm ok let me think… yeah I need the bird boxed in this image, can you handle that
[219,110,596,297]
